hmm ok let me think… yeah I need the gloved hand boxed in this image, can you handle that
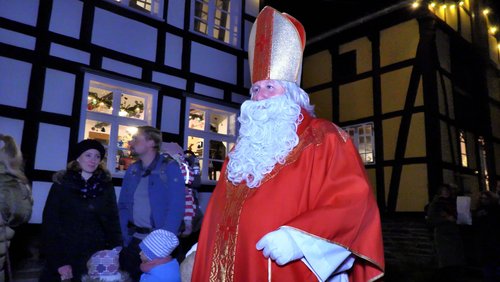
[256,229,303,265]
[58,265,73,281]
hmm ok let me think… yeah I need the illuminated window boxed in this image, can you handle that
[459,131,468,167]
[478,136,490,190]
[185,98,237,183]
[81,74,157,176]
[343,122,375,164]
[191,0,240,46]
[107,0,163,18]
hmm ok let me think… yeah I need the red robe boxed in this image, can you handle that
[192,111,384,281]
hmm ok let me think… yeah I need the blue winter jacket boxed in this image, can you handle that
[118,154,185,245]
[139,260,181,282]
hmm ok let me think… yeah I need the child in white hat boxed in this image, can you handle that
[139,229,181,282]
[82,247,131,282]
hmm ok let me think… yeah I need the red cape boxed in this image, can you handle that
[192,111,384,281]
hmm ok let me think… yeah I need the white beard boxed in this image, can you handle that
[227,94,303,188]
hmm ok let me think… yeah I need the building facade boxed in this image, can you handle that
[0,0,261,222]
[302,0,500,212]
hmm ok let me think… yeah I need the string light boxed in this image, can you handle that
[412,1,420,9]
[459,1,464,6]
[490,26,498,35]
[483,9,490,16]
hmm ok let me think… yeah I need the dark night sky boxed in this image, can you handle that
[262,0,500,39]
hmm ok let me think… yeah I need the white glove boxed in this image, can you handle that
[256,229,303,265]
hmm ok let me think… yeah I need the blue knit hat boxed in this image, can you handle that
[139,229,179,260]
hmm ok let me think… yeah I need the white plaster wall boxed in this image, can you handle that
[165,33,183,69]
[245,0,260,16]
[102,57,142,78]
[50,43,90,64]
[34,123,70,171]
[194,83,224,99]
[244,20,253,52]
[0,28,36,50]
[0,117,24,145]
[92,8,157,62]
[49,0,83,39]
[167,0,185,29]
[0,0,39,27]
[231,93,248,104]
[244,59,251,87]
[152,71,187,90]
[0,56,31,108]
[42,69,76,116]
[190,42,237,84]
[161,96,181,134]
[30,181,51,224]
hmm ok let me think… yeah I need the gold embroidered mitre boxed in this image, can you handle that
[248,6,306,84]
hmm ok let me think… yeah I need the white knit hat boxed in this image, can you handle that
[139,229,179,260]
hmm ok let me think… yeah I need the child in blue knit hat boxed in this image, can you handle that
[139,229,181,282]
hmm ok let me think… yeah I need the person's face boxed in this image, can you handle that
[77,149,101,174]
[250,80,286,101]
[129,132,155,157]
[139,251,149,263]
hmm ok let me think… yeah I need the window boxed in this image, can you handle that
[478,136,490,190]
[191,0,240,46]
[184,98,238,184]
[80,74,157,176]
[343,122,375,164]
[106,0,163,18]
[459,130,468,167]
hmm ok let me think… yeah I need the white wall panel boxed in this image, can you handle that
[165,33,183,69]
[231,92,248,104]
[245,0,260,16]
[29,181,51,224]
[0,28,36,50]
[244,20,252,52]
[0,56,31,108]
[244,59,251,87]
[190,42,237,84]
[92,8,157,62]
[161,96,181,134]
[42,69,76,115]
[102,57,142,78]
[0,0,39,26]
[152,71,186,90]
[49,0,83,39]
[167,0,185,29]
[50,43,90,64]
[0,117,24,145]
[35,123,70,171]
[194,83,224,99]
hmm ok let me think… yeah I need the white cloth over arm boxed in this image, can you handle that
[282,226,355,282]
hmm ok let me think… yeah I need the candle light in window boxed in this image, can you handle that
[127,127,138,135]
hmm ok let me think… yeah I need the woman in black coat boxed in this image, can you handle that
[40,139,122,281]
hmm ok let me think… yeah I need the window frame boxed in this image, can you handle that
[80,73,158,177]
[184,97,239,185]
[459,130,468,167]
[190,0,241,47]
[342,122,375,165]
[104,0,164,19]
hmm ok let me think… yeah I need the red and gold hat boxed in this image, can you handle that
[248,6,306,84]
